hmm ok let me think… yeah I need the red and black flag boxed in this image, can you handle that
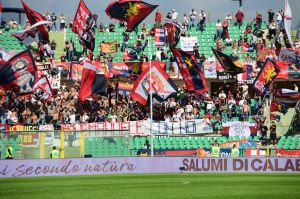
[211,47,245,75]
[273,88,300,100]
[33,76,53,102]
[0,50,37,95]
[79,58,107,101]
[253,58,280,95]
[170,48,208,93]
[105,0,158,32]
[21,0,49,41]
[164,18,182,48]
[270,100,288,115]
[72,0,97,51]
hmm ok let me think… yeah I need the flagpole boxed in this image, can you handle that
[148,38,154,157]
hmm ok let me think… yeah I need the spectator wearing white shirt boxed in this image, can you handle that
[225,36,233,46]
[207,54,216,62]
[215,20,222,40]
[171,9,178,21]
[294,84,298,92]
[189,9,197,29]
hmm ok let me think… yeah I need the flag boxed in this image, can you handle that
[253,59,280,95]
[236,62,255,84]
[72,0,97,51]
[164,18,182,48]
[21,0,49,41]
[79,58,107,101]
[105,0,158,32]
[284,0,293,47]
[100,41,118,54]
[107,62,132,77]
[0,50,37,95]
[33,76,53,101]
[11,21,52,46]
[154,28,166,46]
[274,88,300,100]
[131,61,177,105]
[170,48,208,93]
[270,100,288,114]
[211,47,245,75]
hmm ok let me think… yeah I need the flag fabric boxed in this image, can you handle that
[100,41,118,54]
[107,62,132,77]
[105,0,158,32]
[0,47,10,61]
[154,28,166,46]
[21,0,49,41]
[270,100,288,115]
[164,18,182,48]
[273,88,300,100]
[211,47,245,75]
[170,48,208,93]
[33,76,53,101]
[79,58,107,101]
[11,21,52,46]
[72,0,97,51]
[270,114,281,122]
[0,50,37,95]
[236,62,255,84]
[284,0,293,47]
[253,59,280,95]
[131,61,177,105]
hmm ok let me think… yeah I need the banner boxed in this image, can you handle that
[253,59,280,95]
[154,28,166,46]
[118,82,133,96]
[276,149,300,157]
[166,62,181,79]
[0,157,299,178]
[100,41,118,54]
[216,62,232,80]
[61,119,212,135]
[180,37,198,51]
[7,125,39,145]
[222,122,257,137]
[71,62,106,81]
[203,61,217,79]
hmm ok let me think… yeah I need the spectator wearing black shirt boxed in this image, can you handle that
[50,40,57,59]
[267,9,275,24]
[51,13,57,31]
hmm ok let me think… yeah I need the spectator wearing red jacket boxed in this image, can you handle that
[155,9,162,27]
[235,9,244,29]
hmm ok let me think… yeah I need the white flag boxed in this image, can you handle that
[284,0,293,47]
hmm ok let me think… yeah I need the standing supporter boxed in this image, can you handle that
[50,39,57,59]
[215,19,222,40]
[60,14,66,31]
[270,123,277,145]
[267,9,275,24]
[198,10,206,32]
[226,14,232,23]
[235,9,244,29]
[155,9,162,27]
[255,13,262,29]
[189,9,197,29]
[222,19,229,39]
[51,13,57,31]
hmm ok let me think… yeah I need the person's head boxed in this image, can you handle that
[7,143,11,147]
[171,9,175,13]
[233,144,236,148]
[53,146,56,150]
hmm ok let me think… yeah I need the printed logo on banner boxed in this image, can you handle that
[154,28,166,46]
[204,61,217,78]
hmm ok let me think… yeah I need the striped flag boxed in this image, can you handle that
[284,0,293,47]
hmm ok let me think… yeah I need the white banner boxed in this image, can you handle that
[180,37,198,51]
[203,61,217,78]
[60,119,212,135]
[222,122,256,138]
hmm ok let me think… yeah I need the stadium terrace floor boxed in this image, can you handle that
[0,173,299,199]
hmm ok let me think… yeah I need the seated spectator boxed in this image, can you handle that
[225,36,233,46]
[9,18,18,29]
[99,23,105,32]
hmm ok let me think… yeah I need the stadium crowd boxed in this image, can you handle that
[0,6,294,136]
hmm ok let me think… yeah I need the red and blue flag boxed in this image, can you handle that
[105,0,158,32]
[164,18,182,48]
[171,48,208,93]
